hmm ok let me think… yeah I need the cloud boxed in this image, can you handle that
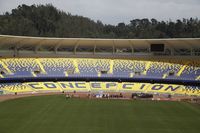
[0,0,200,25]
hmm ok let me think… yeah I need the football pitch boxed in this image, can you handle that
[0,95,200,133]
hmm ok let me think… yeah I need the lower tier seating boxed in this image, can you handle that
[0,58,199,81]
[0,82,199,96]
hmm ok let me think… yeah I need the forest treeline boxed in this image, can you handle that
[0,4,200,38]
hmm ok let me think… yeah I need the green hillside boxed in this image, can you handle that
[0,4,200,38]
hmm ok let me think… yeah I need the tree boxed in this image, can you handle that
[0,4,200,38]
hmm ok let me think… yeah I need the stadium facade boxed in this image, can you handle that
[0,35,199,96]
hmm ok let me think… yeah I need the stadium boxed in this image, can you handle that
[0,35,200,133]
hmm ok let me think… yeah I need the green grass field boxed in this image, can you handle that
[0,95,200,133]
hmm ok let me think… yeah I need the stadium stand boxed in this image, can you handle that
[0,35,199,97]
[0,58,199,80]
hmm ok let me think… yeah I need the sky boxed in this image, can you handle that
[0,0,200,25]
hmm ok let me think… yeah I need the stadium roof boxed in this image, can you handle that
[0,35,200,49]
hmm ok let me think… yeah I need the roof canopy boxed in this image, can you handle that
[0,35,200,49]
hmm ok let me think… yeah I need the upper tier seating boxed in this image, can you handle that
[0,58,199,81]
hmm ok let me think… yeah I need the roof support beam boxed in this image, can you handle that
[54,39,66,54]
[74,40,80,55]
[128,40,134,55]
[35,45,41,54]
[34,39,45,54]
[112,40,115,55]
[93,44,96,55]
[54,44,61,54]
[14,46,18,57]
[165,41,175,56]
